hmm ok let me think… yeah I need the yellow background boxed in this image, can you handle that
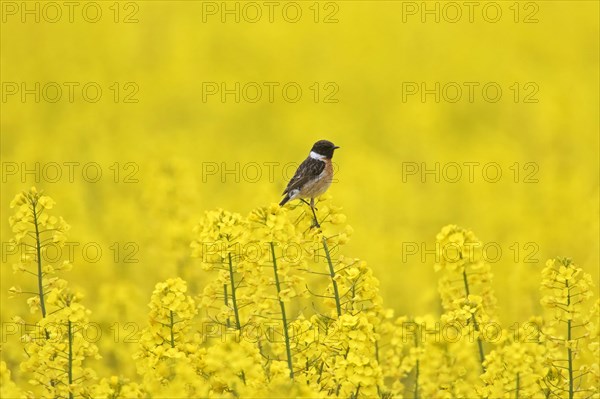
[1,0,598,378]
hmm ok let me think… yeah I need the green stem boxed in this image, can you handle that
[67,320,73,399]
[566,280,574,399]
[374,332,382,398]
[316,361,325,384]
[226,253,247,385]
[414,324,420,399]
[322,237,342,317]
[223,284,231,328]
[169,310,175,348]
[270,242,294,380]
[462,269,485,372]
[228,252,242,330]
[31,199,46,318]
[335,348,351,396]
[515,372,520,399]
[353,383,361,398]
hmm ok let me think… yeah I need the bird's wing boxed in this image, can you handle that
[282,157,326,195]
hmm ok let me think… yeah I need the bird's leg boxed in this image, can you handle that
[310,197,320,228]
[299,198,311,207]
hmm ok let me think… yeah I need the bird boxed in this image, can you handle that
[279,140,340,227]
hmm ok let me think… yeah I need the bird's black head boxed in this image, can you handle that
[311,140,340,159]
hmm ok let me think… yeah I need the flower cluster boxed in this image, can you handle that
[191,209,246,267]
[540,258,598,399]
[20,280,101,398]
[89,375,144,399]
[435,225,498,360]
[4,189,599,398]
[134,278,200,390]
[9,187,72,318]
[6,187,103,398]
[320,313,384,398]
[0,359,26,399]
[480,318,549,398]
[428,225,500,395]
[9,187,69,246]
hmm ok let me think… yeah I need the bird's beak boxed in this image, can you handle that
[334,146,340,149]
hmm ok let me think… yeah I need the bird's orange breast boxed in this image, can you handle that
[298,160,334,198]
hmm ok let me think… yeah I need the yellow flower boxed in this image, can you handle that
[20,285,100,398]
[191,208,246,268]
[540,257,597,398]
[135,278,200,388]
[0,360,26,399]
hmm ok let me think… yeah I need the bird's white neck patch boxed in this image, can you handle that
[310,151,326,160]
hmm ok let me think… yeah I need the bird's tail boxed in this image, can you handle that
[279,195,290,207]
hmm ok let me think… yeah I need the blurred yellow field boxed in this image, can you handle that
[1,1,598,398]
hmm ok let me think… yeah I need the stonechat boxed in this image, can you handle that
[279,140,340,227]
